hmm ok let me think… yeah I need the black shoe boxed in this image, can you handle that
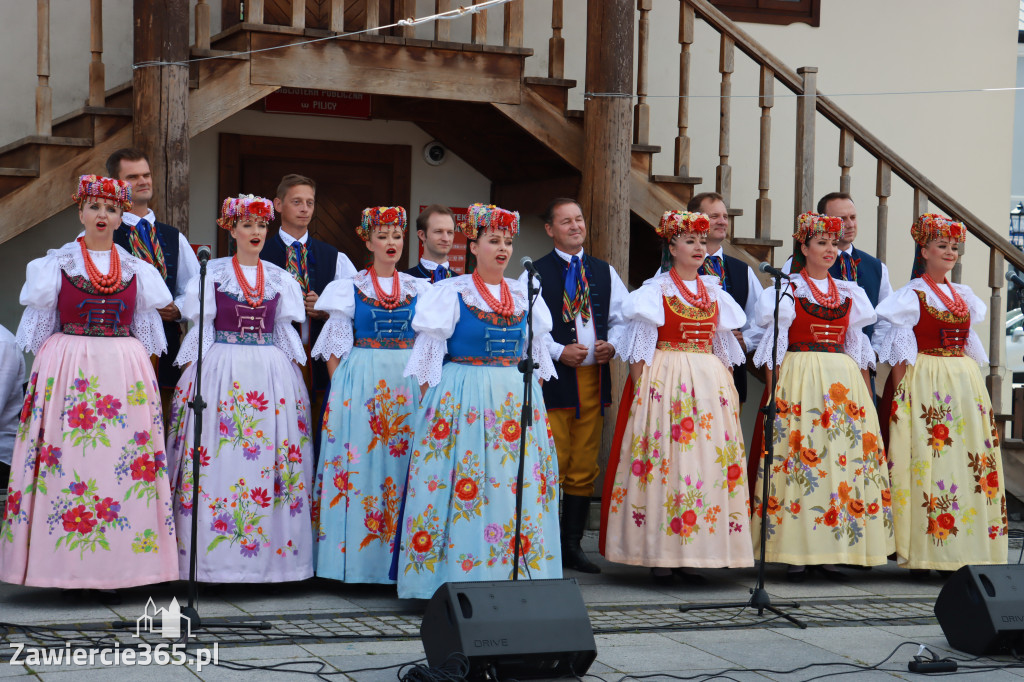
[95,589,122,605]
[560,494,601,574]
[909,569,931,581]
[651,568,674,586]
[814,565,849,582]
[0,461,9,490]
[672,568,708,585]
[785,567,807,583]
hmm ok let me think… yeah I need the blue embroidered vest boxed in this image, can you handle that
[352,287,417,349]
[447,297,525,366]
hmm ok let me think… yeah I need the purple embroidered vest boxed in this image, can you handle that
[58,271,136,337]
[213,288,279,345]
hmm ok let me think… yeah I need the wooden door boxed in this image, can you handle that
[218,133,412,268]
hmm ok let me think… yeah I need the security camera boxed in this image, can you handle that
[423,141,447,166]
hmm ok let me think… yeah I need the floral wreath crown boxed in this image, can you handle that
[217,194,275,229]
[793,211,843,242]
[910,213,965,245]
[656,210,710,241]
[73,174,132,212]
[460,203,520,240]
[357,206,408,241]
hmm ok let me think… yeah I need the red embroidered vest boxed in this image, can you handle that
[787,285,851,354]
[914,289,970,357]
[656,297,718,354]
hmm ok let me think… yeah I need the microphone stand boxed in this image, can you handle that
[512,269,540,581]
[678,269,804,628]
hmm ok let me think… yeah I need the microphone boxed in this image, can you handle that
[196,245,212,263]
[758,262,788,279]
[520,256,542,282]
[1006,270,1024,288]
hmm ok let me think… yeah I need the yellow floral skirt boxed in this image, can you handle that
[888,354,1007,569]
[751,351,894,565]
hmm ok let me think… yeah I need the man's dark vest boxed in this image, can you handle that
[114,220,182,388]
[721,253,750,402]
[404,264,432,279]
[533,250,613,416]
[261,231,339,394]
[829,246,882,341]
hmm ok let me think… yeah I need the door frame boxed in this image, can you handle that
[217,132,412,257]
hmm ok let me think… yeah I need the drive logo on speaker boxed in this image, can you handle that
[473,638,510,648]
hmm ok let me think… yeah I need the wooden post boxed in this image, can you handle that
[952,232,965,283]
[471,0,488,45]
[434,0,450,41]
[755,65,773,241]
[36,0,51,136]
[398,0,414,38]
[839,128,854,195]
[988,250,1004,412]
[875,159,891,264]
[194,0,211,51]
[675,2,694,176]
[548,0,564,79]
[133,0,190,235]
[913,188,928,220]
[329,0,344,32]
[794,66,817,217]
[89,0,105,106]
[366,0,380,33]
[633,0,651,145]
[503,0,524,48]
[247,0,264,23]
[291,0,306,29]
[717,34,734,204]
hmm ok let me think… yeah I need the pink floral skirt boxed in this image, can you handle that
[0,333,178,588]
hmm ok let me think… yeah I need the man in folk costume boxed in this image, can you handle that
[526,198,628,574]
[687,192,762,404]
[261,174,357,456]
[106,148,200,411]
[405,204,458,282]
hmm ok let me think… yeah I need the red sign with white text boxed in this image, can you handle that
[417,205,468,275]
[265,88,371,119]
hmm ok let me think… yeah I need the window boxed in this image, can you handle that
[710,0,820,27]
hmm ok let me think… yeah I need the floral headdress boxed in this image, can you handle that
[217,194,275,229]
[357,206,408,241]
[790,212,843,273]
[656,211,710,241]
[73,174,132,212]
[910,213,966,279]
[460,203,519,240]
[911,213,966,246]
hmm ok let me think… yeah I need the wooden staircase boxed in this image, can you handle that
[2,0,1022,413]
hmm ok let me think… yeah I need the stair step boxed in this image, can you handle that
[524,76,578,89]
[632,144,661,154]
[651,174,703,185]
[0,168,39,177]
[0,135,92,158]
[728,207,744,217]
[52,106,132,128]
[732,236,784,248]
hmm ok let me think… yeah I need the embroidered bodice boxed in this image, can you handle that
[213,289,280,342]
[913,289,970,357]
[353,288,417,348]
[657,298,719,354]
[447,298,526,365]
[58,272,137,338]
[787,290,851,354]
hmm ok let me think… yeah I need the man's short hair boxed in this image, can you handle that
[106,148,149,179]
[542,198,582,225]
[416,204,456,234]
[276,174,317,200]
[687,191,726,213]
[816,192,853,215]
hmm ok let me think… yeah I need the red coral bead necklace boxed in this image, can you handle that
[922,272,969,318]
[804,272,841,308]
[669,267,712,310]
[369,265,402,310]
[78,237,121,294]
[472,270,515,317]
[232,255,265,307]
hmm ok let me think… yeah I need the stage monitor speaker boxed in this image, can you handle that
[935,564,1024,655]
[420,578,597,680]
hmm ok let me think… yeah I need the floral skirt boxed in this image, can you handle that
[751,351,894,565]
[167,341,314,582]
[600,350,752,568]
[395,363,562,599]
[313,347,419,584]
[888,354,1007,569]
[0,334,177,588]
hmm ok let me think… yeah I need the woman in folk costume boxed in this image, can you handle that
[395,203,562,599]
[750,212,893,583]
[875,214,1006,575]
[311,206,432,583]
[0,175,177,589]
[599,211,752,584]
[167,195,313,582]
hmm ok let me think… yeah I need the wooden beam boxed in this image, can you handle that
[133,0,190,234]
[633,0,651,145]
[434,0,450,42]
[755,65,773,241]
[472,0,488,45]
[89,0,105,106]
[793,66,816,218]
[36,0,51,136]
[493,86,583,168]
[548,0,564,79]
[190,58,278,137]
[988,250,1004,413]
[503,0,524,48]
[328,0,344,33]
[875,159,890,264]
[249,34,524,104]
[248,0,264,23]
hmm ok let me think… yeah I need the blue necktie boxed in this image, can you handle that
[433,265,448,282]
[136,218,155,254]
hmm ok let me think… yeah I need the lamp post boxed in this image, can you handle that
[1011,201,1024,249]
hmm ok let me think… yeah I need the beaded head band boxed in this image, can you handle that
[911,213,966,246]
[656,211,710,241]
[460,203,520,240]
[217,194,275,229]
[357,206,408,241]
[73,174,132,212]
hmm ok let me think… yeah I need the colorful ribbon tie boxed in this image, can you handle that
[128,218,167,279]
[562,254,591,324]
[433,264,449,283]
[838,251,859,281]
[287,240,310,295]
[699,254,725,286]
